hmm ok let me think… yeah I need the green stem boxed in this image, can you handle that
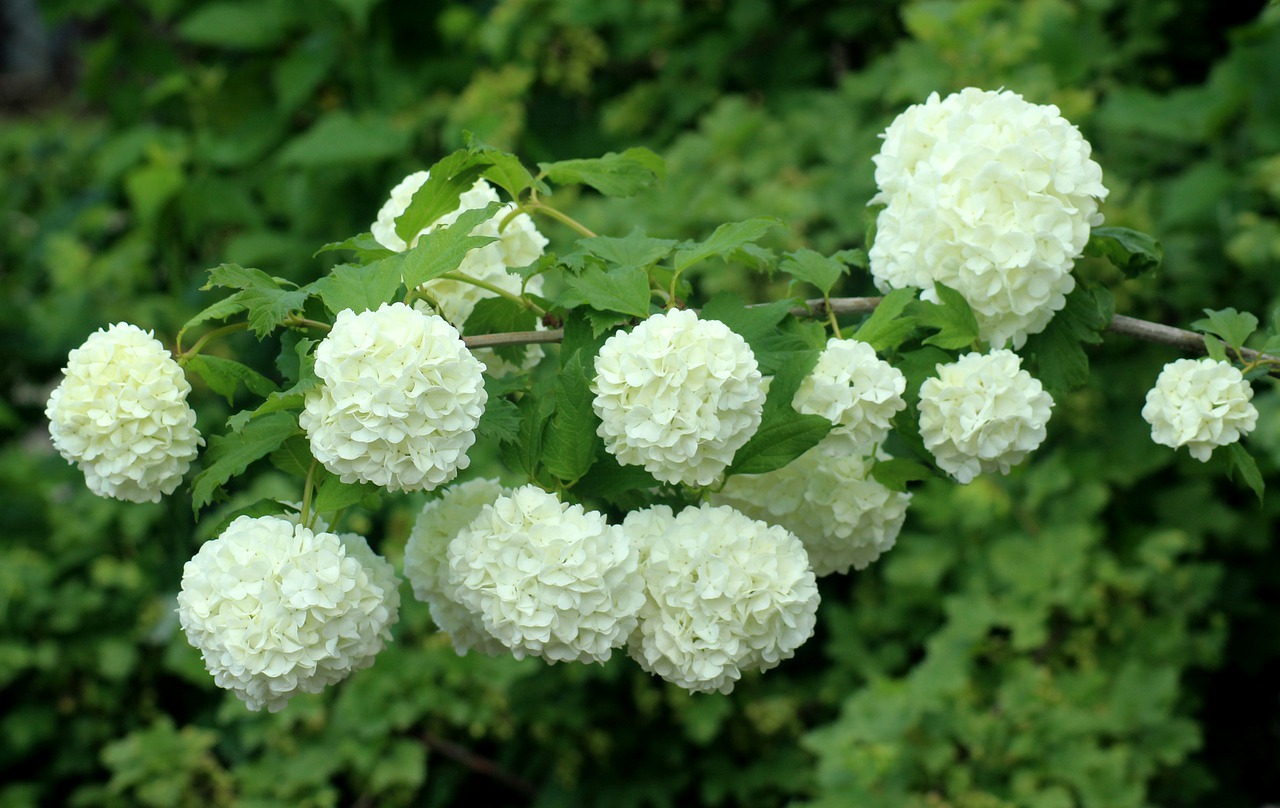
[300,458,318,530]
[440,271,547,316]
[285,315,332,332]
[823,295,843,339]
[524,201,597,239]
[179,322,249,363]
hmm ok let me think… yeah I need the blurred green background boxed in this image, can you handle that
[3,1,1280,805]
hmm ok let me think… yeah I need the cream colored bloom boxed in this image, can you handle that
[403,478,509,656]
[793,338,906,453]
[918,349,1054,483]
[870,88,1108,348]
[447,485,645,664]
[625,503,819,694]
[713,438,911,575]
[592,309,765,487]
[1142,358,1257,461]
[45,323,202,503]
[176,515,400,712]
[300,303,486,493]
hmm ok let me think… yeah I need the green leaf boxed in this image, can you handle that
[700,293,798,371]
[477,394,521,442]
[870,457,933,492]
[1022,285,1115,395]
[202,263,278,291]
[269,435,313,478]
[466,296,538,366]
[780,248,850,296]
[394,150,493,244]
[177,1,295,49]
[228,341,316,432]
[561,266,653,318]
[396,204,501,289]
[583,309,634,337]
[572,451,665,501]
[1204,334,1228,362]
[313,477,380,513]
[579,228,678,272]
[542,351,602,483]
[674,218,780,274]
[201,263,309,338]
[727,413,832,477]
[1225,442,1265,503]
[1085,226,1164,277]
[538,147,664,197]
[192,412,300,513]
[277,112,412,167]
[909,283,980,350]
[499,392,555,483]
[850,288,918,353]
[314,232,395,264]
[465,133,542,198]
[186,355,277,404]
[312,262,403,316]
[1192,307,1259,352]
[178,293,246,344]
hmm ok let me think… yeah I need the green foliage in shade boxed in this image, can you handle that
[907,282,981,350]
[1224,443,1265,503]
[1023,285,1115,396]
[852,287,919,353]
[191,411,300,512]
[186,355,277,405]
[465,297,538,365]
[539,147,665,197]
[870,457,934,492]
[1086,226,1164,277]
[541,351,603,484]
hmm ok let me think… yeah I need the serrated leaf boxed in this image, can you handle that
[583,308,634,337]
[674,218,780,274]
[542,351,602,483]
[394,150,493,244]
[853,287,919,352]
[538,147,664,197]
[313,477,380,513]
[727,413,832,477]
[187,355,277,404]
[269,435,313,478]
[561,266,653,318]
[203,263,278,291]
[242,286,310,338]
[477,394,521,442]
[499,392,555,482]
[1225,442,1264,503]
[313,261,403,315]
[178,293,247,344]
[1085,226,1163,277]
[870,457,932,492]
[1192,307,1259,352]
[397,203,502,289]
[579,228,678,272]
[909,283,980,350]
[314,232,396,264]
[1022,284,1114,395]
[466,296,537,366]
[192,412,300,512]
[780,248,849,296]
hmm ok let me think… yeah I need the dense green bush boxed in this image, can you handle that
[3,1,1278,806]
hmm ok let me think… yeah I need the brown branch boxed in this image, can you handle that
[419,731,538,797]
[464,329,565,348]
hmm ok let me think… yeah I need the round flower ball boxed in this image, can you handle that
[403,478,510,656]
[1141,357,1258,461]
[447,485,645,664]
[624,503,820,694]
[918,349,1054,484]
[792,337,907,453]
[176,515,400,712]
[45,322,203,503]
[592,309,766,487]
[869,88,1109,348]
[713,438,911,575]
[300,303,487,493]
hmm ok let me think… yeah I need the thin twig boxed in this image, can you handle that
[419,731,538,797]
[464,329,564,348]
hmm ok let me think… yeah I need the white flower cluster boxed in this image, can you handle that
[625,503,819,694]
[300,303,487,493]
[592,309,766,487]
[373,173,549,375]
[918,349,1054,484]
[1141,358,1258,461]
[870,87,1109,348]
[45,323,203,503]
[176,515,400,712]
[403,477,510,656]
[448,485,645,664]
[793,337,906,452]
[713,439,911,576]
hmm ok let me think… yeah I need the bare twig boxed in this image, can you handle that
[419,731,538,797]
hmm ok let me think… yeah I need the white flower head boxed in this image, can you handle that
[372,172,548,374]
[403,478,510,656]
[869,88,1109,348]
[793,338,907,453]
[45,322,203,503]
[300,303,487,493]
[625,503,819,694]
[592,309,766,487]
[176,515,400,712]
[447,485,645,664]
[713,438,911,575]
[1141,357,1258,461]
[918,349,1054,483]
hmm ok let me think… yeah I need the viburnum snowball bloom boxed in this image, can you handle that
[918,349,1054,484]
[592,309,766,487]
[176,515,400,712]
[625,503,819,694]
[869,88,1109,348]
[447,485,645,664]
[45,322,203,503]
[1141,358,1258,462]
[712,438,911,576]
[793,338,906,453]
[403,478,510,656]
[300,303,487,493]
